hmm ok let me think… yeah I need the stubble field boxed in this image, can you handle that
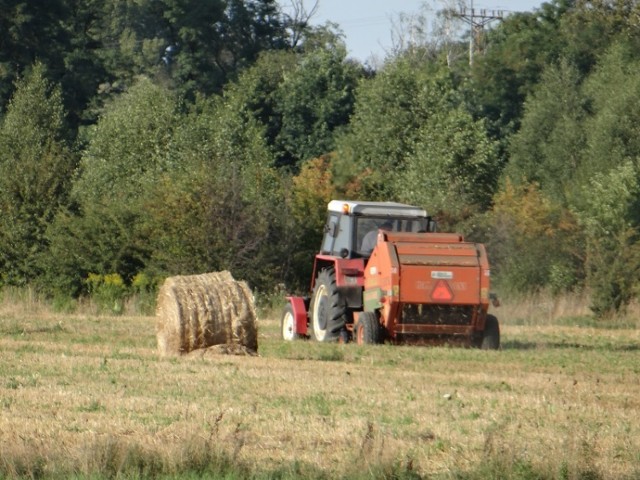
[0,294,639,479]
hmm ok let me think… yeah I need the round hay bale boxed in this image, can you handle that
[156,271,258,356]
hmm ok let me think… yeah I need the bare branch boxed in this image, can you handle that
[283,0,320,48]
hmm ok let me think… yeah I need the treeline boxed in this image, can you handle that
[1,0,639,316]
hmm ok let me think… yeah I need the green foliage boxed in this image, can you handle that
[396,98,500,224]
[573,162,640,316]
[579,42,640,180]
[559,0,640,75]
[86,272,128,314]
[275,45,362,167]
[43,78,177,295]
[507,59,587,204]
[0,63,75,287]
[44,202,148,297]
[500,38,640,308]
[337,59,501,228]
[210,44,362,171]
[73,77,179,203]
[5,0,640,310]
[0,0,69,111]
[335,57,437,197]
[489,180,583,295]
[470,3,569,138]
[142,93,287,288]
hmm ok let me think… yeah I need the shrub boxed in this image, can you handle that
[86,273,128,315]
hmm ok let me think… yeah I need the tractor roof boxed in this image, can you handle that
[327,200,427,217]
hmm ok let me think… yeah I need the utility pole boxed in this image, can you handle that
[453,0,504,66]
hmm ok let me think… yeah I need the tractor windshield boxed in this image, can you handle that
[355,216,428,256]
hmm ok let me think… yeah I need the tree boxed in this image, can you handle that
[205,40,362,171]
[275,45,362,168]
[579,42,640,181]
[334,57,443,198]
[45,77,179,293]
[506,59,587,204]
[0,0,69,112]
[149,0,288,100]
[559,0,640,76]
[142,93,287,288]
[72,77,179,204]
[470,2,570,139]
[396,101,500,226]
[573,162,640,316]
[489,180,583,294]
[0,63,75,286]
[1,0,298,132]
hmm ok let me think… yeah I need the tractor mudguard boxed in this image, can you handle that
[286,296,309,336]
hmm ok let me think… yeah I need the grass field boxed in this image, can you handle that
[0,291,639,479]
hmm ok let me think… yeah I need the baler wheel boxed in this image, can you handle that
[356,312,381,345]
[480,314,500,350]
[310,268,347,342]
[280,304,302,341]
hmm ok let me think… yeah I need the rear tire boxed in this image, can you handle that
[280,304,302,341]
[310,268,347,342]
[480,314,500,350]
[356,312,381,345]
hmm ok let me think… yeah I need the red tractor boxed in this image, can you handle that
[281,200,500,348]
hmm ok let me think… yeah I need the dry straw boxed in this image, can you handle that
[156,271,258,355]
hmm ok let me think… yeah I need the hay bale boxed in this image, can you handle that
[156,271,257,356]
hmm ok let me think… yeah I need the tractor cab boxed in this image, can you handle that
[319,200,435,259]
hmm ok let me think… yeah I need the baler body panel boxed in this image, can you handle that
[364,231,490,344]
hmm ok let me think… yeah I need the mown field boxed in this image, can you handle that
[0,293,639,479]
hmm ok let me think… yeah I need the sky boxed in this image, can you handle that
[278,0,546,63]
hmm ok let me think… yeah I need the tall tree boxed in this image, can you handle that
[396,99,500,224]
[0,64,75,286]
[142,94,286,287]
[45,77,179,293]
[73,77,179,204]
[579,42,640,181]
[470,1,571,138]
[334,57,442,198]
[275,44,362,168]
[506,59,587,204]
[573,162,640,315]
[560,0,640,75]
[0,0,69,111]
[207,36,362,171]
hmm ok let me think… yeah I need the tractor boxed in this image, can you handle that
[281,200,500,348]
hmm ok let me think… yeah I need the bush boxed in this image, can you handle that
[86,273,128,315]
[131,272,160,315]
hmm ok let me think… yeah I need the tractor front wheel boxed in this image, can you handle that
[356,312,381,345]
[280,304,302,341]
[310,268,347,342]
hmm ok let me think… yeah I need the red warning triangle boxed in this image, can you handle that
[431,280,454,301]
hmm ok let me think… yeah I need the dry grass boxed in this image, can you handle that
[0,294,639,479]
[497,289,640,328]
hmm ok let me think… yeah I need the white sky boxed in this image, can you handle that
[278,0,547,63]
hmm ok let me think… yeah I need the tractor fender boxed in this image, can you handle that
[286,296,309,336]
